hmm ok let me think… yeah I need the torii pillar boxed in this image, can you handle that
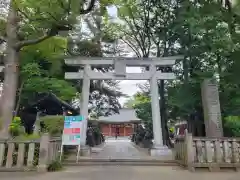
[80,65,91,146]
[149,65,172,159]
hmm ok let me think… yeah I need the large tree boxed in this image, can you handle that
[0,0,100,137]
[108,0,240,138]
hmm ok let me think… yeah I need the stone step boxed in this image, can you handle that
[63,159,178,166]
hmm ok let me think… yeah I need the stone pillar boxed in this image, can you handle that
[37,133,50,172]
[149,65,163,146]
[149,65,173,159]
[201,79,223,137]
[80,65,91,146]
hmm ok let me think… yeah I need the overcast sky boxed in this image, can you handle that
[118,68,146,105]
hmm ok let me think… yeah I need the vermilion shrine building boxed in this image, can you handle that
[96,108,141,137]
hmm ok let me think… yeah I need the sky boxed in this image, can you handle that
[118,68,146,105]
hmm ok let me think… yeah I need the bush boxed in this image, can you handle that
[47,159,63,172]
[0,117,25,137]
[224,116,240,137]
[39,116,64,136]
[93,127,102,145]
[10,116,25,136]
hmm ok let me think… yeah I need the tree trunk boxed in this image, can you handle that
[159,80,167,144]
[15,81,24,116]
[0,4,19,138]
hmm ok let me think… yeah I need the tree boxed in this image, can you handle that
[124,90,152,133]
[106,0,240,138]
[0,0,98,137]
[123,97,135,108]
[18,37,123,118]
[67,3,125,116]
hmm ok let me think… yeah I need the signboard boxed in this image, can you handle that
[62,116,83,145]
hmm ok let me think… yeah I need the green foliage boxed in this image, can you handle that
[9,117,24,137]
[17,37,77,109]
[47,159,63,172]
[14,133,41,140]
[125,92,153,133]
[39,116,64,136]
[23,77,77,101]
[15,0,79,40]
[224,116,240,137]
[114,0,240,126]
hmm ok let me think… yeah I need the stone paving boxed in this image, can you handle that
[2,166,240,180]
[91,136,148,159]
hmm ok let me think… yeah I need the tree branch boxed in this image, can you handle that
[16,23,73,49]
[120,38,141,57]
[15,28,56,49]
[16,33,51,49]
[0,36,6,45]
[80,0,96,14]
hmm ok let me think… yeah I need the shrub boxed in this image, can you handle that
[47,159,63,172]
[39,116,64,136]
[9,117,25,137]
[224,116,240,137]
[0,117,24,136]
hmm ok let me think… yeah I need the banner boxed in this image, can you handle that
[62,116,83,145]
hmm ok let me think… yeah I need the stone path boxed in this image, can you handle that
[3,166,240,180]
[92,137,147,159]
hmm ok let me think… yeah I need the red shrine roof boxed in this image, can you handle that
[96,108,141,123]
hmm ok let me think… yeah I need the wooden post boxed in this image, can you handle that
[27,143,35,167]
[109,124,111,136]
[6,143,14,168]
[0,143,5,167]
[184,130,194,171]
[17,143,25,168]
[37,133,50,172]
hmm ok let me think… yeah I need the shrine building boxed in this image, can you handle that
[97,108,141,137]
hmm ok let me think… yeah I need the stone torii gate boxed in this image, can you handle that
[65,56,181,158]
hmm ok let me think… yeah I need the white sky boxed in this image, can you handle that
[118,67,146,105]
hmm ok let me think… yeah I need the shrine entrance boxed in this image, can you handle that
[64,56,181,159]
[95,108,141,137]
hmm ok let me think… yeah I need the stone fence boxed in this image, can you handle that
[0,134,61,172]
[174,131,240,171]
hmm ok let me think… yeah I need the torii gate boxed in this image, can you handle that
[65,56,181,158]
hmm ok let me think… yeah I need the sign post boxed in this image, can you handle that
[60,115,83,162]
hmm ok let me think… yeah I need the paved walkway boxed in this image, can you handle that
[2,166,240,180]
[92,137,147,159]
